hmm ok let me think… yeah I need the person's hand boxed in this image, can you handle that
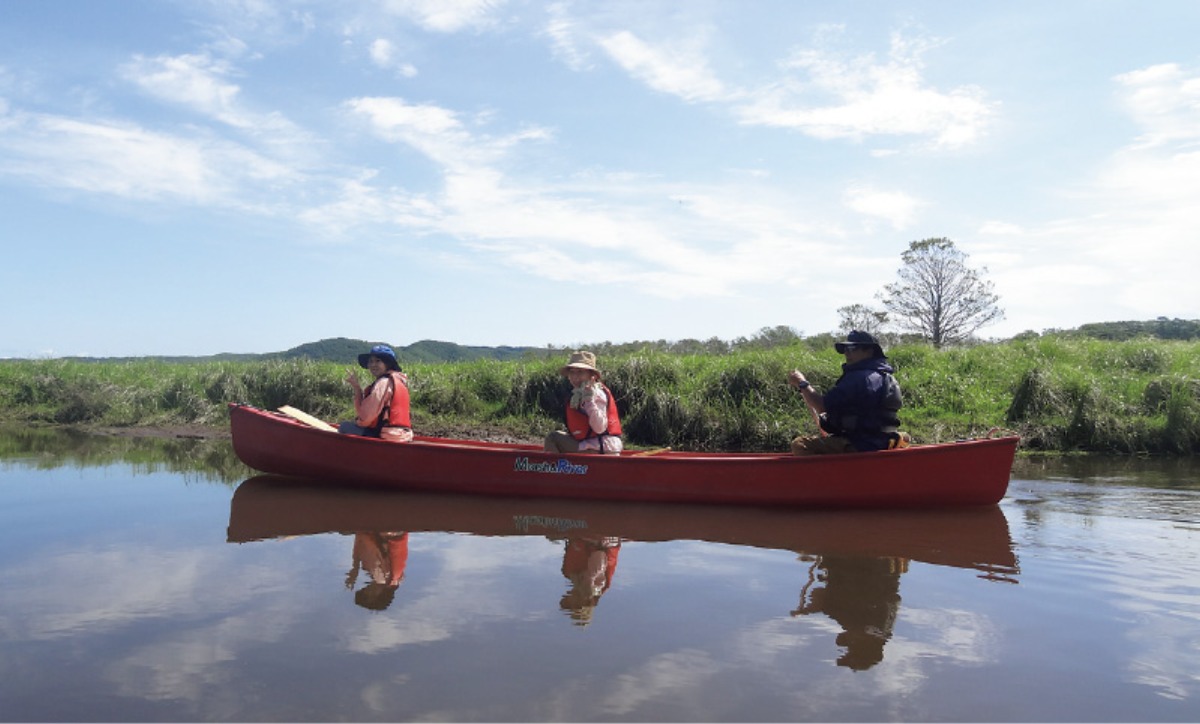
[787,370,808,389]
[345,368,361,390]
[570,382,596,409]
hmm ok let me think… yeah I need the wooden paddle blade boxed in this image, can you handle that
[631,447,672,456]
[278,405,337,432]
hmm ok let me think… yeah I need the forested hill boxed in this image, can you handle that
[65,338,552,364]
[55,317,1200,363]
[277,337,550,364]
[1060,318,1200,341]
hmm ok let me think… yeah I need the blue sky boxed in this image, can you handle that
[2,1,1198,358]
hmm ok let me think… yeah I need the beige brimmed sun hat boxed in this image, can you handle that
[560,350,601,377]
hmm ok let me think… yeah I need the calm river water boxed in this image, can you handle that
[0,428,1197,722]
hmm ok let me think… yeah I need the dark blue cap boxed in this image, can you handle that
[834,330,884,355]
[358,344,401,370]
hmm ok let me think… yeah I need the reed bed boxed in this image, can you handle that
[1,337,1197,454]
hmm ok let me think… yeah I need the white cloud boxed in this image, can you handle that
[0,111,294,207]
[380,0,506,33]
[978,220,1024,236]
[1114,63,1200,149]
[551,12,993,149]
[543,2,592,71]
[843,185,924,230]
[341,95,834,299]
[598,30,728,103]
[120,52,305,142]
[369,38,418,77]
[122,52,245,125]
[736,30,994,148]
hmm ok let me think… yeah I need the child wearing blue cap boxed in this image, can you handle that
[339,344,413,442]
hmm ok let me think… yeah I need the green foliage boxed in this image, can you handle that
[1070,317,1200,341]
[2,337,1198,455]
[0,425,247,483]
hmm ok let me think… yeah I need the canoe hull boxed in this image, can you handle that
[228,404,1018,508]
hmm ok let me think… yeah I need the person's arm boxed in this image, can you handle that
[355,379,390,426]
[788,370,826,414]
[346,369,366,413]
[581,384,609,434]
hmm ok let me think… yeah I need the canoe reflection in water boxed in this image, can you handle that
[228,476,1019,663]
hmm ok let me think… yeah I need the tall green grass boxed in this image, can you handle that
[2,337,1197,454]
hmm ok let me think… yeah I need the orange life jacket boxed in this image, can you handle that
[566,383,622,440]
[365,371,411,430]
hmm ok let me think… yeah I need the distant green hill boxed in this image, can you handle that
[49,317,1200,364]
[277,337,551,364]
[64,338,554,364]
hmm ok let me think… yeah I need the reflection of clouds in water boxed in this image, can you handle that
[106,614,290,707]
[343,535,560,655]
[360,673,412,714]
[0,536,312,709]
[0,546,289,641]
[346,614,454,654]
[1110,537,1200,701]
[898,608,996,666]
[628,540,781,593]
[1017,506,1200,701]
[732,612,835,659]
[601,649,720,718]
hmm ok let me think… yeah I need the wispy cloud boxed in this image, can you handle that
[120,51,309,147]
[598,30,728,103]
[543,2,592,71]
[368,38,419,77]
[977,62,1200,332]
[843,185,924,230]
[550,9,994,149]
[1114,63,1200,149]
[735,30,994,148]
[0,111,291,205]
[379,0,507,33]
[337,94,844,298]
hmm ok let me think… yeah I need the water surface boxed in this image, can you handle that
[0,430,1197,722]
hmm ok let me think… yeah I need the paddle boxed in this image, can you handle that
[631,447,672,456]
[278,405,337,432]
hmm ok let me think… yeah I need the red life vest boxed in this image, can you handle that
[365,371,411,429]
[566,383,622,441]
[562,538,620,593]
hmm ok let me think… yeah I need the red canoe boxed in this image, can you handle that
[228,403,1018,508]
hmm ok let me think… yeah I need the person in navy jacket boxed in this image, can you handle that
[787,330,906,455]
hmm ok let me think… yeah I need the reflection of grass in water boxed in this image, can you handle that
[0,337,1198,454]
[0,426,249,484]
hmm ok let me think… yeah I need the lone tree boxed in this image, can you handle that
[879,237,1004,347]
[836,303,889,337]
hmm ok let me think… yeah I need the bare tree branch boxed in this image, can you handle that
[878,238,1004,347]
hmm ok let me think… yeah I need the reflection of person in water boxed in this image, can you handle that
[792,555,906,670]
[559,536,621,626]
[345,532,409,611]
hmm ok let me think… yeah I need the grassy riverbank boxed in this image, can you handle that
[2,337,1197,454]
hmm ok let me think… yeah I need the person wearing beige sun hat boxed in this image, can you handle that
[544,351,624,454]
